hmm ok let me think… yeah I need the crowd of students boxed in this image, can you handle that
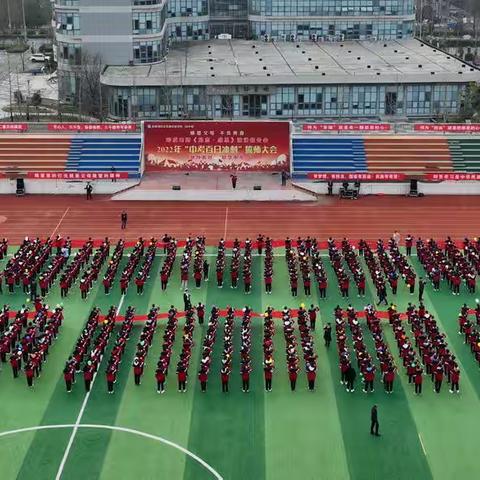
[106,306,135,393]
[102,239,124,295]
[264,237,274,294]
[263,306,275,391]
[198,306,220,392]
[61,239,93,298]
[160,239,177,291]
[77,240,110,298]
[176,309,196,392]
[155,306,179,393]
[63,306,117,392]
[220,308,234,392]
[120,239,145,295]
[135,239,157,294]
[215,239,226,288]
[459,303,480,370]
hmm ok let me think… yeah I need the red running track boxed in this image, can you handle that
[0,194,479,244]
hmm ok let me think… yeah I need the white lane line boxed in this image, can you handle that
[50,207,70,239]
[0,424,223,479]
[223,207,229,240]
[54,296,126,480]
[418,433,427,456]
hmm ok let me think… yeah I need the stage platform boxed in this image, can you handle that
[112,172,316,201]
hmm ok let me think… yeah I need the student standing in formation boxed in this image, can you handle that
[308,305,319,331]
[120,210,128,229]
[203,259,209,281]
[418,278,426,302]
[370,405,380,436]
[323,323,332,347]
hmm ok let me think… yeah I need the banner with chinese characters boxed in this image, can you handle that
[302,124,391,132]
[144,121,290,171]
[414,124,480,133]
[425,173,480,181]
[27,172,129,180]
[47,123,137,132]
[307,172,407,181]
[0,123,28,131]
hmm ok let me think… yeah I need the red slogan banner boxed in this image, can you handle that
[27,172,129,180]
[144,121,290,172]
[303,124,391,132]
[425,173,480,181]
[414,124,480,133]
[0,123,28,131]
[48,123,137,132]
[307,172,406,181]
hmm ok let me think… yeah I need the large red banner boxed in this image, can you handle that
[414,124,480,133]
[27,172,129,180]
[0,123,28,131]
[144,121,290,171]
[48,123,137,132]
[307,172,406,181]
[302,123,391,132]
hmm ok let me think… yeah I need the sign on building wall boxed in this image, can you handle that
[307,172,406,181]
[0,124,28,131]
[47,123,137,132]
[143,121,290,172]
[302,124,391,132]
[414,124,480,133]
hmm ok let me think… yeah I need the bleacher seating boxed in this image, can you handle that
[0,135,71,173]
[292,137,367,177]
[448,139,480,172]
[0,134,142,178]
[364,137,453,173]
[67,135,142,178]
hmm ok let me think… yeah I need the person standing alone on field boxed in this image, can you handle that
[370,405,380,436]
[230,173,238,189]
[85,182,93,200]
[121,210,128,229]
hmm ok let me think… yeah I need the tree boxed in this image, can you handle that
[77,52,105,119]
[460,83,480,120]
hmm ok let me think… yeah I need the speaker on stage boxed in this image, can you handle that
[409,179,418,197]
[172,185,181,190]
[16,178,25,196]
[253,185,262,190]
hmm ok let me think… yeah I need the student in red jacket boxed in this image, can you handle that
[363,366,375,393]
[384,367,395,394]
[241,367,250,393]
[178,368,187,392]
[10,353,20,378]
[135,276,145,295]
[194,270,202,288]
[307,366,316,391]
[156,368,166,394]
[434,366,443,393]
[414,366,423,394]
[450,367,460,394]
[319,277,327,298]
[106,368,116,394]
[289,367,298,391]
[83,364,93,392]
[25,362,35,388]
[133,361,143,385]
[221,368,230,393]
[64,366,73,392]
[198,369,208,392]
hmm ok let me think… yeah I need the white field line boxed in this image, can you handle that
[54,295,126,480]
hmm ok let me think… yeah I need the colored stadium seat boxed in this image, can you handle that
[292,138,367,177]
[67,136,142,178]
[364,137,453,173]
[0,135,71,172]
[449,139,480,172]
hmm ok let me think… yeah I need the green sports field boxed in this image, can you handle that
[1,246,480,480]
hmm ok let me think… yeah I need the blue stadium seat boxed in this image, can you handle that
[292,137,367,179]
[66,135,142,178]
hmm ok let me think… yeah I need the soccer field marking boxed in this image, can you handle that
[418,433,427,456]
[0,424,223,480]
[50,207,71,239]
[54,295,126,480]
[223,207,229,239]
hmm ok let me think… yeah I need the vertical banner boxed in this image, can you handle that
[143,121,290,171]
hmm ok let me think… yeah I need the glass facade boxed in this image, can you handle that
[107,83,465,120]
